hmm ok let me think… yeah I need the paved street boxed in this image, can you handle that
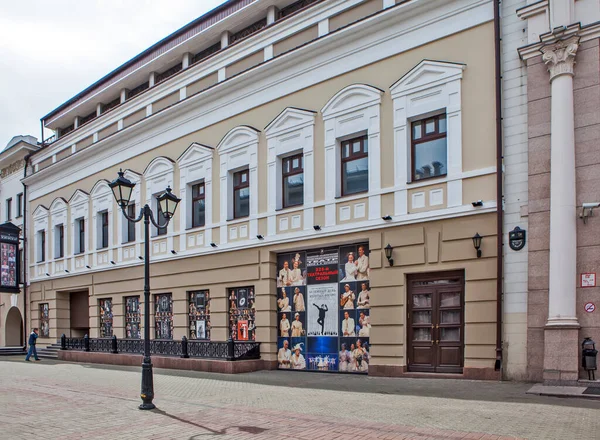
[1,357,599,440]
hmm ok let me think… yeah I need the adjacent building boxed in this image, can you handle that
[516,0,600,384]
[0,135,39,348]
[25,0,505,378]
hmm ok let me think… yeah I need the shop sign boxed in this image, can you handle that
[0,222,20,294]
[581,273,596,288]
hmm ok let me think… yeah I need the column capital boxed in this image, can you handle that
[541,36,579,81]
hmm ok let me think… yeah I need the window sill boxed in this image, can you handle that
[335,191,368,201]
[74,251,85,256]
[228,216,249,222]
[276,203,303,212]
[407,174,448,188]
[186,224,206,232]
[122,240,136,245]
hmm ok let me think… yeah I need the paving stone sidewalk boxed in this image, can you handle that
[1,357,599,440]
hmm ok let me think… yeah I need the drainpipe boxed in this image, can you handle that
[493,0,503,373]
[22,154,30,349]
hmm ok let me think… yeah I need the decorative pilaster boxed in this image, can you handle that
[541,36,580,384]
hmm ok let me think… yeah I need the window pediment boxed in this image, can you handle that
[90,179,112,198]
[68,189,90,206]
[144,156,175,178]
[265,107,316,138]
[217,126,260,154]
[49,197,67,214]
[321,84,383,119]
[391,60,465,97]
[178,142,214,167]
[32,205,49,219]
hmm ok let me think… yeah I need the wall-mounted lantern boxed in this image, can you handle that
[472,233,482,258]
[384,244,394,266]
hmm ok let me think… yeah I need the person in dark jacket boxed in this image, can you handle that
[25,328,40,361]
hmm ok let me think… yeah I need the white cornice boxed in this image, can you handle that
[517,22,600,60]
[25,0,493,199]
[515,0,548,20]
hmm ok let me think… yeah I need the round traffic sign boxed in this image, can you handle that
[584,302,595,313]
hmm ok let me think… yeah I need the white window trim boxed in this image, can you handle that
[144,157,175,249]
[116,169,142,262]
[49,197,68,273]
[390,60,465,216]
[32,206,49,273]
[217,126,259,244]
[177,142,214,250]
[321,84,383,227]
[91,180,114,266]
[265,107,316,236]
[69,189,90,270]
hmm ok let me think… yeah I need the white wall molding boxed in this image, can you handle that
[265,107,316,235]
[217,126,260,243]
[322,84,383,225]
[177,142,214,250]
[390,59,465,215]
[143,156,175,244]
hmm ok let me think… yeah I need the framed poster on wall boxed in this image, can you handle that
[0,222,20,294]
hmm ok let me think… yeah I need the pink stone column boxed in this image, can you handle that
[540,35,580,384]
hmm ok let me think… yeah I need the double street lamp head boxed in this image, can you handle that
[110,169,181,218]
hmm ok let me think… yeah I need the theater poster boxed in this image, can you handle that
[0,222,20,294]
[276,243,371,374]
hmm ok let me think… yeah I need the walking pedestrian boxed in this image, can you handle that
[25,328,40,362]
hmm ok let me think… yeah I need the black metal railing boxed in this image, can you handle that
[61,334,260,361]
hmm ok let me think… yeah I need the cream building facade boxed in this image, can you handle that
[25,0,505,378]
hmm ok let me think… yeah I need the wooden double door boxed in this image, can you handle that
[407,272,464,373]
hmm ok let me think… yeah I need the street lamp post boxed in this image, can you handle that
[109,169,180,410]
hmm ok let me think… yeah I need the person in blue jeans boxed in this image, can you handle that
[25,328,40,361]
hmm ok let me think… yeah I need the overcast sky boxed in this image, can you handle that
[0,0,225,148]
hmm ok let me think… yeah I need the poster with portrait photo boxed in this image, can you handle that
[338,243,370,282]
[277,286,293,312]
[290,311,306,338]
[307,284,338,336]
[278,311,292,338]
[356,280,371,309]
[277,337,292,369]
[357,309,371,338]
[339,282,357,310]
[277,251,306,287]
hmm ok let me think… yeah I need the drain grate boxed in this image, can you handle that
[582,387,600,395]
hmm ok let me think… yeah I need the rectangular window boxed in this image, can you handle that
[55,224,64,259]
[411,114,447,181]
[126,204,136,243]
[16,193,23,218]
[341,136,369,196]
[233,169,249,219]
[228,286,255,341]
[99,299,113,338]
[189,290,210,340]
[37,230,45,263]
[6,198,11,221]
[100,211,109,249]
[40,303,49,338]
[125,296,141,339]
[156,198,167,236]
[75,218,85,254]
[191,183,206,228]
[154,293,173,339]
[282,154,304,208]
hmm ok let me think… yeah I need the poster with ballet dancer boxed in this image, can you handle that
[306,284,338,337]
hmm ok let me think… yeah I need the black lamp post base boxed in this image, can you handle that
[139,358,155,410]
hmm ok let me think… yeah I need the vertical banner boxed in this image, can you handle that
[0,222,20,294]
[277,243,371,373]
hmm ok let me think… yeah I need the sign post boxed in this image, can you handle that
[0,222,21,294]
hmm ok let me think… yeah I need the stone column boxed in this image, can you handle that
[541,35,580,384]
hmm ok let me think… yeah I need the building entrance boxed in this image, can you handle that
[407,272,464,373]
[5,306,23,346]
[69,291,89,337]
